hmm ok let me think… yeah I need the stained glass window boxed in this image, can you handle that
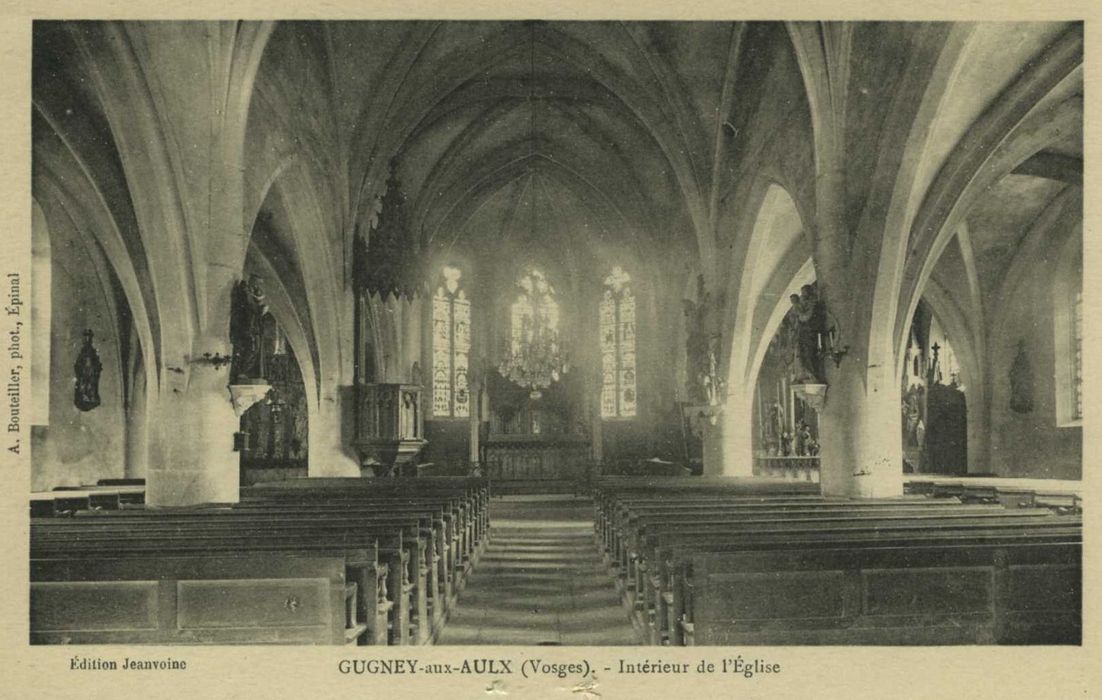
[600,266,636,418]
[432,265,471,418]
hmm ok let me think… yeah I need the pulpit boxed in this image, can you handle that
[353,383,426,476]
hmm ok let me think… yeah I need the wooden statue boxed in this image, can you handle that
[230,275,269,380]
[1009,340,1034,414]
[73,329,102,412]
[790,284,828,383]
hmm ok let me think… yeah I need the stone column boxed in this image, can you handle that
[701,420,724,476]
[146,333,240,506]
[124,362,149,480]
[307,386,360,477]
[590,377,603,465]
[816,357,903,497]
[719,394,754,477]
[809,168,904,498]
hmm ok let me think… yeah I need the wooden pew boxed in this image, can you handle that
[596,494,972,575]
[242,481,490,582]
[594,483,1080,646]
[57,484,147,505]
[32,523,397,646]
[31,477,489,646]
[601,497,972,566]
[619,507,1062,627]
[650,516,1082,646]
[31,476,487,648]
[904,478,1083,513]
[32,552,373,645]
[244,477,490,551]
[237,492,482,610]
[38,510,429,645]
[679,538,1081,645]
[236,478,490,637]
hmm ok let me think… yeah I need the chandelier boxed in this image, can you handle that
[497,57,571,399]
[498,269,569,398]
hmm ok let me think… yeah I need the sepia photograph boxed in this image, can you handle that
[5,7,1096,698]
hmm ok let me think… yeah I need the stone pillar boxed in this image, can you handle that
[145,241,249,504]
[701,421,724,476]
[124,362,149,480]
[719,394,754,477]
[146,335,240,506]
[816,344,904,498]
[467,377,485,464]
[591,383,603,464]
[809,165,904,498]
[308,386,360,477]
[967,383,991,474]
[468,399,480,464]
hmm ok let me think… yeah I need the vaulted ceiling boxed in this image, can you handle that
[246,20,759,269]
[31,20,1083,401]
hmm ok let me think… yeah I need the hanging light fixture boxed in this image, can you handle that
[494,30,569,399]
[497,267,569,399]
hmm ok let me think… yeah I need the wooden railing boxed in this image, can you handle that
[752,455,820,482]
[484,435,591,481]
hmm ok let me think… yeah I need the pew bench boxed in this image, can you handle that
[649,517,1082,645]
[34,516,424,645]
[617,507,1065,623]
[32,554,369,645]
[679,539,1081,645]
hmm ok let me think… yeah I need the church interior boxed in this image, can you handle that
[29,20,1082,646]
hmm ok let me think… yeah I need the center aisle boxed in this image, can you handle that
[437,495,640,645]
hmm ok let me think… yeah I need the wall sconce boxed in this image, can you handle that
[272,330,287,357]
[823,313,849,368]
[192,352,234,370]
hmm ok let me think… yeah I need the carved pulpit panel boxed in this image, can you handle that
[353,383,426,476]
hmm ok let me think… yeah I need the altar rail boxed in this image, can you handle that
[753,455,821,482]
[485,439,591,481]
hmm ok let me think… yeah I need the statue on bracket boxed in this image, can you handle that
[683,274,724,405]
[230,274,270,380]
[1009,339,1034,414]
[73,329,102,412]
[789,283,828,384]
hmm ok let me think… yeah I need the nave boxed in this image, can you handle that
[27,20,1084,651]
[438,496,638,645]
[30,473,1081,646]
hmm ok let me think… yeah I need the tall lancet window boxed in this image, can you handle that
[1074,287,1083,420]
[432,265,471,418]
[600,266,637,418]
[1053,236,1082,427]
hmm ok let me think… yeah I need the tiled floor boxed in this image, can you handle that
[437,495,640,645]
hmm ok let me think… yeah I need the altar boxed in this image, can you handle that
[484,434,591,481]
[480,368,593,483]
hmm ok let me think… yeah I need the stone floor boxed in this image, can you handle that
[436,495,640,646]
